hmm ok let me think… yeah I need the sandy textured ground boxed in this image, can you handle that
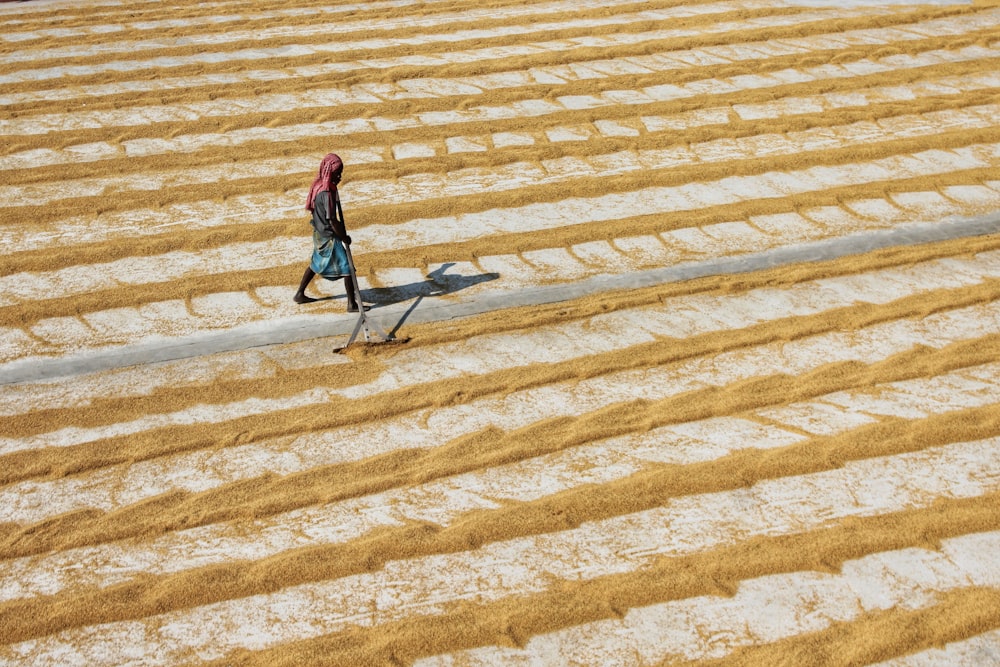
[1,0,999,664]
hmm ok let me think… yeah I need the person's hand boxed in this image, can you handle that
[342,235,352,245]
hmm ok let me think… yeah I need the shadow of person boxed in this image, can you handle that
[333,263,498,337]
[357,263,499,308]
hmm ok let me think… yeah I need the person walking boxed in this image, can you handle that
[294,153,364,311]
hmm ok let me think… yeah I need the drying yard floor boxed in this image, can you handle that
[1,0,1000,664]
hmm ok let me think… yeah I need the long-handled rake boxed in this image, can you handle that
[333,192,392,350]
[339,242,393,349]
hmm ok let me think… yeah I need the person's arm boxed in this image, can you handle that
[330,191,351,245]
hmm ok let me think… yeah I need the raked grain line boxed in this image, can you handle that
[5,45,996,227]
[2,232,996,419]
[1,7,929,112]
[2,364,999,561]
[0,6,973,112]
[201,558,1000,666]
[3,54,992,224]
[0,0,642,44]
[5,91,1000,206]
[1,394,999,629]
[1,248,996,472]
[7,113,1000,258]
[0,0,186,20]
[3,207,1000,377]
[0,8,943,137]
[0,230,996,414]
[0,0,504,30]
[0,5,304,38]
[4,87,997,243]
[1,236,998,449]
[3,263,998,648]
[2,150,998,308]
[4,241,998,505]
[17,523,1000,666]
[5,98,999,209]
[2,143,998,361]
[414,532,1000,667]
[8,0,933,73]
[3,181,999,368]
[0,0,460,44]
[0,0,791,89]
[4,60,999,238]
[5,41,998,174]
[5,115,999,238]
[3,127,987,352]
[4,402,999,651]
[2,300,998,556]
[1,175,989,316]
[3,8,993,139]
[1,456,998,665]
[1,361,997,605]
[0,0,419,25]
[0,4,808,82]
[0,0,781,66]
[3,63,997,267]
[0,0,363,31]
[0,2,834,108]
[4,65,998,173]
[5,334,991,516]
[3,275,999,533]
[869,630,1000,667]
[3,94,997,263]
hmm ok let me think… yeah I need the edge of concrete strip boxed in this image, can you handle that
[2,211,998,386]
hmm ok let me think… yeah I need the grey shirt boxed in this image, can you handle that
[309,190,342,239]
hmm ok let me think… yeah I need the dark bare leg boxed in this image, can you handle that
[293,267,318,303]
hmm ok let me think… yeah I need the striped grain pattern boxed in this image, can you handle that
[1,0,999,663]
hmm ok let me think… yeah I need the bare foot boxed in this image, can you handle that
[347,304,370,313]
[293,293,318,304]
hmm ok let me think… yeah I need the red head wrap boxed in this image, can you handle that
[305,153,343,212]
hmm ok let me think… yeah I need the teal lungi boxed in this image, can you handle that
[309,231,350,280]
